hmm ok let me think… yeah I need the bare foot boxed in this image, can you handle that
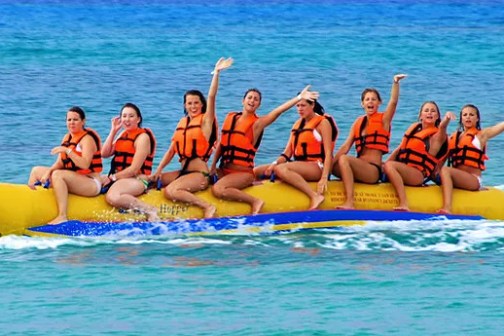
[393,206,410,212]
[204,205,216,218]
[437,208,451,215]
[309,194,325,210]
[146,209,160,222]
[336,203,354,210]
[47,215,68,225]
[251,199,264,215]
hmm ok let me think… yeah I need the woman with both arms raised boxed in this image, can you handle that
[210,85,320,215]
[438,104,504,214]
[255,96,338,210]
[383,101,455,211]
[151,57,232,218]
[332,74,407,209]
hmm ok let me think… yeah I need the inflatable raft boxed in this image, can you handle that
[0,181,502,237]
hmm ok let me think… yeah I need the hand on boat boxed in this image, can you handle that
[317,179,327,194]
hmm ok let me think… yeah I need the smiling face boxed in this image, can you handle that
[66,111,85,134]
[121,106,141,131]
[361,90,381,115]
[242,90,261,113]
[184,94,204,118]
[418,102,440,127]
[460,105,480,130]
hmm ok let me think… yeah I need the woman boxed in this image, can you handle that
[151,57,232,218]
[438,104,504,214]
[256,97,338,210]
[332,74,407,209]
[28,106,103,224]
[383,101,455,211]
[101,102,158,221]
[210,85,320,215]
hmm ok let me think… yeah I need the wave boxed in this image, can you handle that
[2,219,504,253]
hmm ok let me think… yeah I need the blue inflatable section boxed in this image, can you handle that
[28,209,484,237]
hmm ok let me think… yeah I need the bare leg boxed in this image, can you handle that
[106,178,160,221]
[211,172,262,214]
[28,166,52,189]
[273,161,324,210]
[164,173,215,218]
[383,161,424,211]
[438,167,480,214]
[336,155,355,209]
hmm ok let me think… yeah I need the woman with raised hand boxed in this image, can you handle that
[332,74,407,209]
[210,85,320,215]
[383,102,455,211]
[28,106,103,224]
[256,96,338,210]
[438,104,504,214]
[151,57,232,218]
[101,102,158,221]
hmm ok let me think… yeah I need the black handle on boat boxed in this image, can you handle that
[269,172,276,183]
[157,178,162,190]
[34,180,51,188]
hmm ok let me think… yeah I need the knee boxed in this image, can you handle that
[338,154,349,168]
[163,185,176,201]
[50,169,66,182]
[273,164,287,178]
[105,191,120,206]
[211,184,225,198]
[382,161,394,175]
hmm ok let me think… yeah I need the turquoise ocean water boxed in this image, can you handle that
[1,0,504,334]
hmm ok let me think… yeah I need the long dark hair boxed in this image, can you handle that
[183,90,207,115]
[120,102,143,127]
[361,88,382,103]
[417,101,441,127]
[458,104,481,131]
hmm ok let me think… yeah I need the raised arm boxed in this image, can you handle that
[383,74,407,127]
[479,121,504,147]
[101,117,123,158]
[202,57,233,138]
[254,85,319,135]
[433,111,457,143]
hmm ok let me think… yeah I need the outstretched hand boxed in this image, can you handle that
[393,74,407,83]
[213,57,233,73]
[299,85,320,102]
[444,111,457,121]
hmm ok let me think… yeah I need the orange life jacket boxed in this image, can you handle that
[172,114,217,163]
[353,112,390,155]
[111,128,156,175]
[61,128,103,175]
[448,128,487,170]
[396,123,448,177]
[219,112,262,168]
[290,114,337,162]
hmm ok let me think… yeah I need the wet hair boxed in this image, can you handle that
[183,90,207,115]
[458,104,481,131]
[418,101,441,127]
[120,102,143,127]
[67,106,86,120]
[361,88,382,103]
[243,88,262,102]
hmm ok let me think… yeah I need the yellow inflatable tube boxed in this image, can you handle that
[1,181,503,236]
